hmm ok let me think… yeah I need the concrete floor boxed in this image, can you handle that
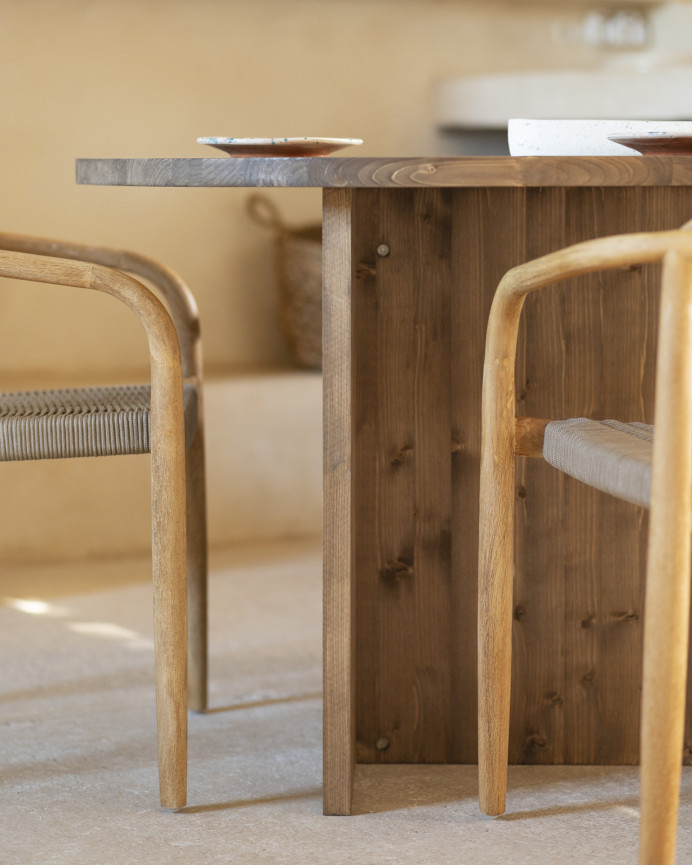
[1,537,690,864]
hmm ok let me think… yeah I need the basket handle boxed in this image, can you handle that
[246,194,286,232]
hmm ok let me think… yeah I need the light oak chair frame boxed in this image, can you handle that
[479,229,692,865]
[0,232,208,719]
[0,237,208,810]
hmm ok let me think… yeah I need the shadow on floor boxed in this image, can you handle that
[181,789,322,814]
[205,691,322,714]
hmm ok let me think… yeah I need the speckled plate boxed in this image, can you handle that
[197,137,363,157]
[508,119,692,156]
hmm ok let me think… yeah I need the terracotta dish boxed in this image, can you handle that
[606,133,692,155]
[197,137,363,157]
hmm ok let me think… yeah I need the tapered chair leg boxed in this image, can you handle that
[152,560,188,810]
[478,359,517,816]
[150,376,188,810]
[639,532,691,865]
[478,495,515,815]
[639,251,692,865]
[186,427,208,713]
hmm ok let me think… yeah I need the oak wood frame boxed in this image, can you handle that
[478,229,692,864]
[0,246,192,809]
[322,189,355,816]
[0,232,208,714]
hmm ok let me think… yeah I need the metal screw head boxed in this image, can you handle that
[375,737,390,751]
[377,243,390,258]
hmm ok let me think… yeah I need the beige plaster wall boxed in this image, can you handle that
[0,372,322,563]
[1,0,605,384]
[1,0,684,559]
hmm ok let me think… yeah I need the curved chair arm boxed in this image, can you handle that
[480,231,692,649]
[0,232,201,382]
[0,248,183,380]
[478,225,692,850]
[0,233,210,716]
[0,248,188,807]
[482,229,692,471]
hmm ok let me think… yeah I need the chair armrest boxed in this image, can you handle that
[0,232,201,382]
[0,249,182,394]
[483,229,692,462]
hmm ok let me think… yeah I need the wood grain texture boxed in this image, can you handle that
[450,188,530,767]
[347,187,692,775]
[76,156,692,189]
[352,189,456,766]
[512,190,675,769]
[514,417,550,458]
[322,188,355,816]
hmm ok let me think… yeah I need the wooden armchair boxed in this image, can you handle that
[478,227,692,864]
[0,234,209,810]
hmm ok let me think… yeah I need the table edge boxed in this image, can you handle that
[75,156,692,189]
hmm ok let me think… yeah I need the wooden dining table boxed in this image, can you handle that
[77,155,692,816]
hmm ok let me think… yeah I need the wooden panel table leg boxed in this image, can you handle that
[351,188,459,766]
[322,188,355,815]
[321,182,692,817]
[74,153,692,814]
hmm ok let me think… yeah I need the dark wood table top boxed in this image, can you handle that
[76,156,692,189]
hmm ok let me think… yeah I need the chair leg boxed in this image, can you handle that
[639,510,690,865]
[639,250,692,864]
[478,444,516,816]
[186,428,208,713]
[151,535,188,807]
[151,566,188,809]
[151,396,188,810]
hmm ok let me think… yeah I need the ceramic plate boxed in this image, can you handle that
[197,137,363,157]
[508,119,692,156]
[606,132,692,155]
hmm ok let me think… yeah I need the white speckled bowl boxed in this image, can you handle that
[508,119,692,156]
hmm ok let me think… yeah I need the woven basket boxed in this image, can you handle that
[247,194,322,370]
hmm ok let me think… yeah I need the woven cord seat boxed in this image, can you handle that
[542,418,653,509]
[0,384,198,461]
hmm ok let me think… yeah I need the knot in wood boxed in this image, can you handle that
[391,444,413,467]
[525,732,548,752]
[379,559,413,585]
[581,670,595,688]
[613,610,639,623]
[356,262,377,280]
